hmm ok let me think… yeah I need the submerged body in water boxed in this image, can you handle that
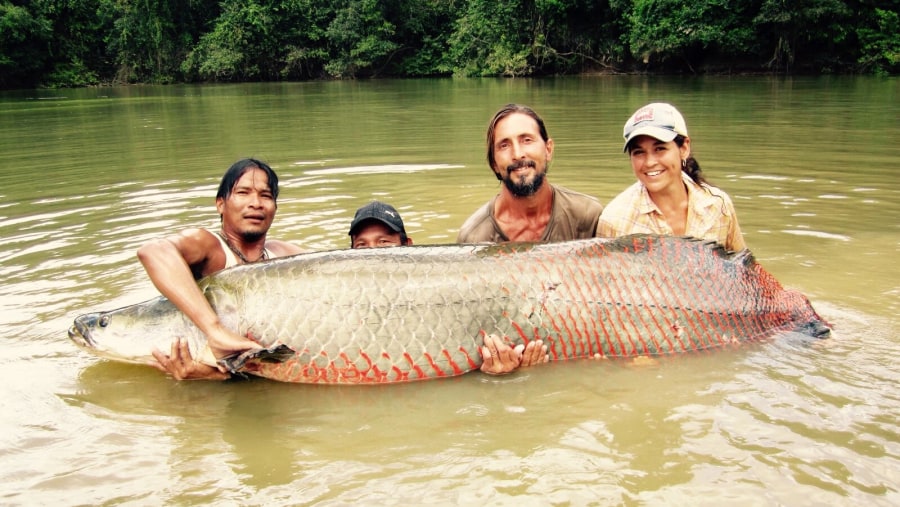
[68,235,830,384]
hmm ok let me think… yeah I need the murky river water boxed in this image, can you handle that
[0,76,897,506]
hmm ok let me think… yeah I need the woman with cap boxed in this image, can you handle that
[596,102,746,251]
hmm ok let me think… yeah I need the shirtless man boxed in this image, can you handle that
[141,158,304,380]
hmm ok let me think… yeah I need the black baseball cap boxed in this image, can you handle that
[348,201,406,237]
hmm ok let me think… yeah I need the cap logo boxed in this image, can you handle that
[631,106,655,126]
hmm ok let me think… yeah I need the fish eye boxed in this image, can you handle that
[99,315,110,327]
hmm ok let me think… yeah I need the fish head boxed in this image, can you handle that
[68,311,104,348]
[68,297,197,365]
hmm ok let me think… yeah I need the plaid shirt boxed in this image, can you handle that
[597,172,746,251]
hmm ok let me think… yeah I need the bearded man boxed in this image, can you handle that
[456,104,603,243]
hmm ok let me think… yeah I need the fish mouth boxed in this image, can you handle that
[68,316,97,348]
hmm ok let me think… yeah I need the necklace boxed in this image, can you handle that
[217,231,268,264]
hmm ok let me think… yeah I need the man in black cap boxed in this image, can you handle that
[349,201,413,248]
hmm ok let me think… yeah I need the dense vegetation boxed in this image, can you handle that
[1,0,897,89]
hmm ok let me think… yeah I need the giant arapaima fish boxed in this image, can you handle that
[68,234,830,383]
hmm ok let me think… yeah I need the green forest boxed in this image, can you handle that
[2,0,898,89]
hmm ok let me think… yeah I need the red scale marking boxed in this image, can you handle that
[644,268,676,353]
[624,305,652,356]
[607,258,647,356]
[563,262,594,358]
[390,365,408,382]
[670,244,713,351]
[549,311,569,358]
[403,352,427,379]
[457,345,479,369]
[602,256,631,356]
[559,307,582,358]
[509,321,529,342]
[359,349,375,371]
[681,308,709,351]
[440,348,466,375]
[633,272,659,355]
[423,351,448,377]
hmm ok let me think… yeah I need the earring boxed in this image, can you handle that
[681,159,686,168]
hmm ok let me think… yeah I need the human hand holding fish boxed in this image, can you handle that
[152,337,230,381]
[480,333,549,375]
[520,339,549,367]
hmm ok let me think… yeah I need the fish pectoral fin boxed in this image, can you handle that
[253,343,297,363]
[217,343,297,373]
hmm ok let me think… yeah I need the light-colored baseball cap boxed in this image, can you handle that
[622,103,689,152]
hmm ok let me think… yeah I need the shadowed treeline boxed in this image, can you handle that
[1,0,898,89]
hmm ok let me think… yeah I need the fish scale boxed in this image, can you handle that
[68,234,831,384]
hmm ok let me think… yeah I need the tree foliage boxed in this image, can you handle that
[324,0,398,77]
[856,6,900,75]
[753,0,854,72]
[0,0,896,89]
[625,0,757,72]
[0,2,53,88]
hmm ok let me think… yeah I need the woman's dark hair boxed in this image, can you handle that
[673,135,711,187]
[216,158,280,201]
[485,104,549,181]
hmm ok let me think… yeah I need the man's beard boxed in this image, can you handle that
[240,230,266,242]
[503,160,546,197]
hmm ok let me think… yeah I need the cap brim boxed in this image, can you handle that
[622,126,679,151]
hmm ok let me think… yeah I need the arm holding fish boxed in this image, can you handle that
[137,229,260,378]
[480,333,549,375]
